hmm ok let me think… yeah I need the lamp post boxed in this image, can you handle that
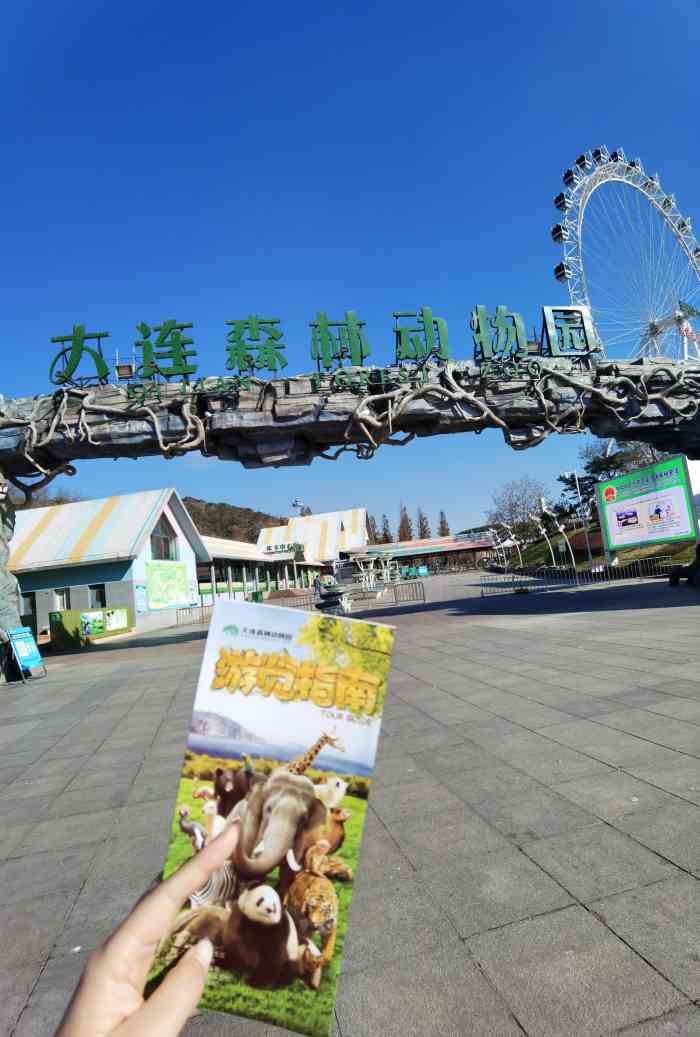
[488,528,508,570]
[499,522,523,569]
[530,513,556,567]
[562,470,594,570]
[540,498,578,581]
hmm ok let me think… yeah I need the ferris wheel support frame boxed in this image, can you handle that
[552,148,700,361]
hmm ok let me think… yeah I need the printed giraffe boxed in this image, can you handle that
[286,731,345,775]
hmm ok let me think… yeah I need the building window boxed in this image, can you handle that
[54,587,71,611]
[89,584,106,608]
[151,514,180,561]
[21,592,36,618]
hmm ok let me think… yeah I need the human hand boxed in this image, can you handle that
[54,820,241,1037]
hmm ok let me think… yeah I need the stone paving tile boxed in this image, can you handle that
[90,829,171,886]
[0,965,43,1036]
[0,775,73,801]
[340,872,461,974]
[410,739,503,777]
[11,951,89,1037]
[489,731,616,785]
[653,681,700,701]
[645,697,700,723]
[17,807,119,855]
[468,905,686,1037]
[595,709,700,756]
[389,801,509,869]
[592,875,700,999]
[46,781,133,818]
[0,845,96,907]
[370,751,432,789]
[65,760,143,792]
[617,1006,700,1035]
[533,719,684,770]
[551,771,684,822]
[336,943,523,1037]
[470,785,600,843]
[0,895,73,968]
[611,802,700,872]
[368,774,466,824]
[523,824,679,901]
[625,758,700,806]
[423,845,573,937]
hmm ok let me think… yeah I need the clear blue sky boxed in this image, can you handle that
[4,1,699,533]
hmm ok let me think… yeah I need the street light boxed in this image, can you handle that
[561,470,594,569]
[540,498,578,579]
[529,513,556,567]
[498,522,523,569]
[487,527,508,571]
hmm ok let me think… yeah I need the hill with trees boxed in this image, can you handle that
[182,496,286,543]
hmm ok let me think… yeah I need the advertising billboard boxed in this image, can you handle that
[596,455,699,553]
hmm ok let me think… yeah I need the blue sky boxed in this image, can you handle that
[4,0,699,533]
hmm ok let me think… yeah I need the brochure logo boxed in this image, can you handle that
[604,486,616,503]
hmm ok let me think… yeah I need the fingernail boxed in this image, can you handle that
[193,939,213,967]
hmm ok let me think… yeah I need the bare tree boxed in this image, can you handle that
[437,510,450,536]
[487,477,546,534]
[367,514,379,544]
[380,514,392,543]
[416,507,431,539]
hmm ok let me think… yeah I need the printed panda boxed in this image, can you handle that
[157,884,319,989]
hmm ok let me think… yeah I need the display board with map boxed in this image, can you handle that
[145,561,189,609]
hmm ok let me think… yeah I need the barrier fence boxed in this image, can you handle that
[480,556,674,597]
[175,581,427,625]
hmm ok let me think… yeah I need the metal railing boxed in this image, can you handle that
[176,603,214,626]
[481,556,674,597]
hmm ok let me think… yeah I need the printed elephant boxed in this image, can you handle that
[229,767,327,881]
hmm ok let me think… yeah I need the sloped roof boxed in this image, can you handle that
[257,508,367,562]
[200,535,267,562]
[356,535,493,558]
[9,488,211,573]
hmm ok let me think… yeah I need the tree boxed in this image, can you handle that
[416,507,431,539]
[437,510,450,536]
[557,438,670,518]
[300,505,313,516]
[486,477,545,536]
[10,486,83,511]
[367,514,379,544]
[380,514,392,543]
[397,504,413,542]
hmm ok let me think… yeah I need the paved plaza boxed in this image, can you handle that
[2,573,700,1036]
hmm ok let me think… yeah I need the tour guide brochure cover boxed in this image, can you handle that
[152,600,395,1037]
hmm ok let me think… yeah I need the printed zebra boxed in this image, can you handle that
[188,862,238,909]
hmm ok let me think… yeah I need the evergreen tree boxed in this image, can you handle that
[417,507,431,539]
[380,514,392,543]
[438,510,450,536]
[367,514,379,544]
[397,504,413,542]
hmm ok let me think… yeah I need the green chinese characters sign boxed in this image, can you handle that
[146,561,189,609]
[596,455,699,553]
[46,304,601,389]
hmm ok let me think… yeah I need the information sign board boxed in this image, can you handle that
[596,455,699,553]
[7,626,44,672]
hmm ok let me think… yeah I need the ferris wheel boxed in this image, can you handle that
[551,146,700,362]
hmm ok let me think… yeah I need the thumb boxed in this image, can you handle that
[122,940,213,1037]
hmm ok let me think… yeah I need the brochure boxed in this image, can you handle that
[151,600,395,1037]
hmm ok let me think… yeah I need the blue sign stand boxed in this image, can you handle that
[6,627,47,683]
